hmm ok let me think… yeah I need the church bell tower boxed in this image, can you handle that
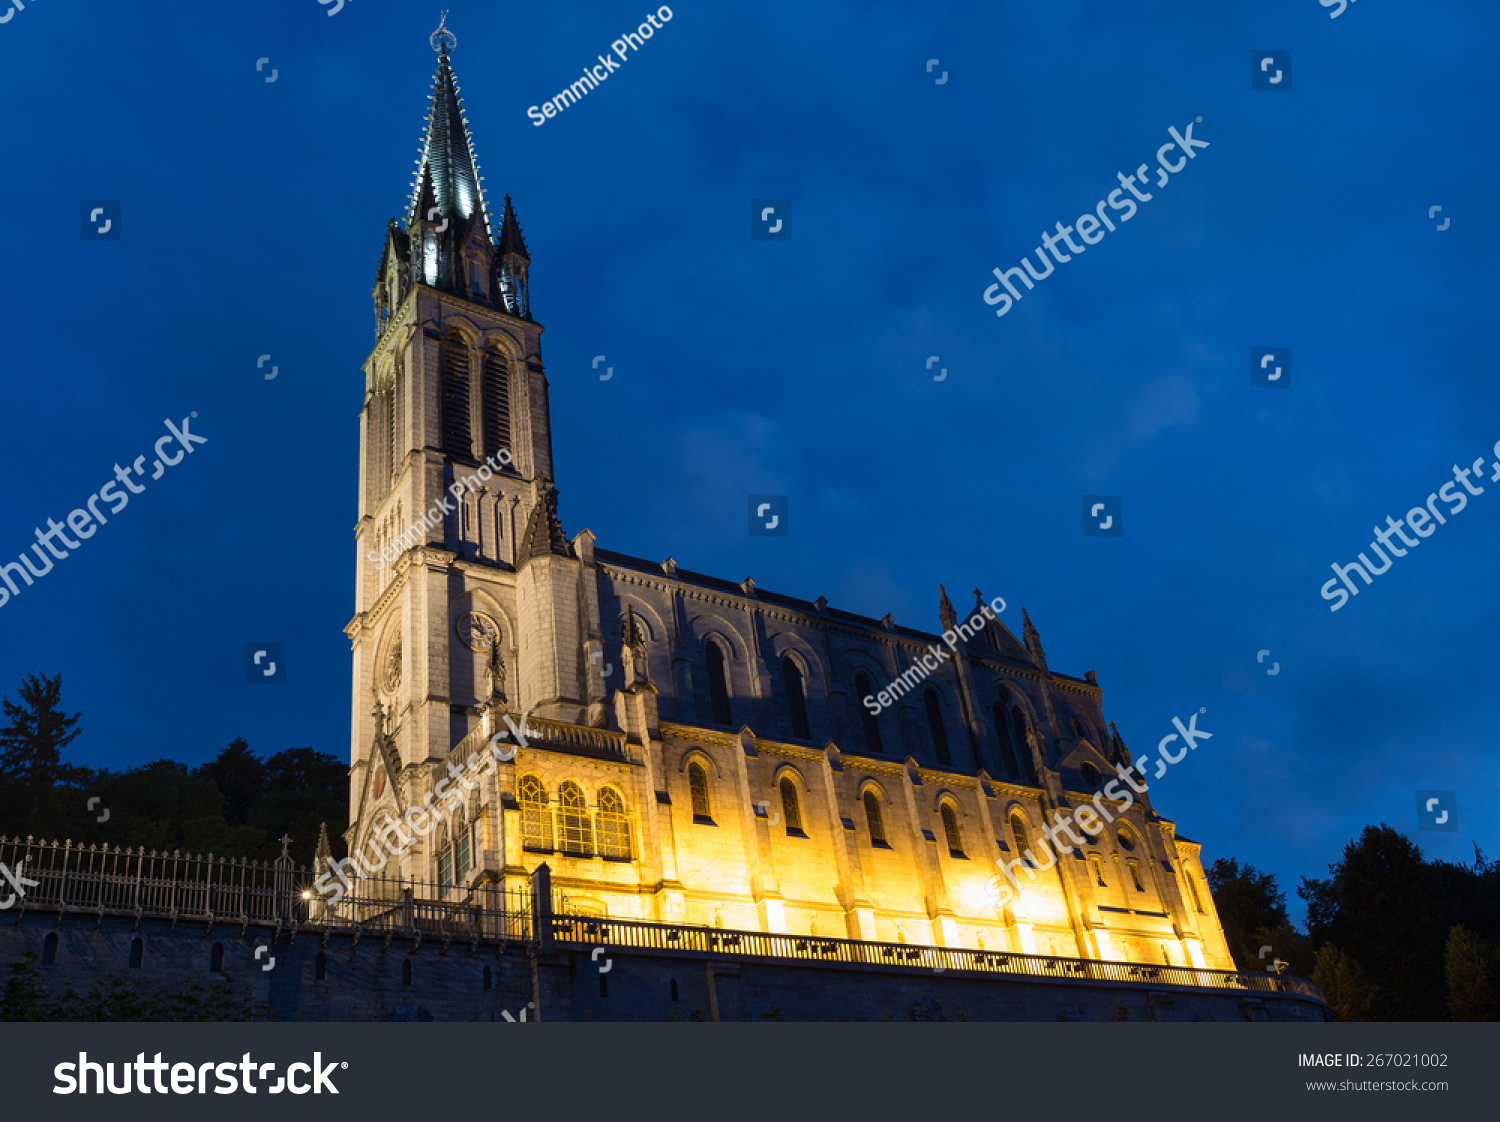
[344,20,598,868]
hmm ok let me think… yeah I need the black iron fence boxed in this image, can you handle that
[0,835,530,942]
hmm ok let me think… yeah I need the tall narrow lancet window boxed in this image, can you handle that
[1011,706,1038,784]
[688,763,713,823]
[856,673,883,754]
[924,689,951,765]
[706,641,732,726]
[1011,813,1034,866]
[390,357,404,489]
[782,657,810,740]
[519,774,551,851]
[598,787,631,859]
[992,701,1021,780]
[558,781,593,856]
[940,803,965,857]
[778,777,803,834]
[441,333,472,459]
[481,351,512,468]
[864,791,888,847]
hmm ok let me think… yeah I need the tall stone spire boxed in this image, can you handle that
[407,27,490,234]
[1021,607,1048,669]
[495,194,532,319]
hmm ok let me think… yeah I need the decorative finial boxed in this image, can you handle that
[430,11,457,54]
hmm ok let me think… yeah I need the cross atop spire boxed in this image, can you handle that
[430,11,457,54]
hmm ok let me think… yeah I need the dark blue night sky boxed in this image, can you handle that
[2,0,1496,920]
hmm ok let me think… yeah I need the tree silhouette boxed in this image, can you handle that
[0,673,88,835]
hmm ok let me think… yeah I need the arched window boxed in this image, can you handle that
[1081,763,1099,789]
[128,938,143,970]
[209,942,223,973]
[706,641,732,726]
[992,700,1021,779]
[688,762,713,823]
[315,952,328,981]
[41,932,58,967]
[1128,861,1145,892]
[519,774,552,851]
[1010,813,1033,865]
[1185,870,1205,913]
[940,802,965,857]
[481,352,512,466]
[856,673,883,754]
[441,333,472,459]
[924,689,951,765]
[438,824,455,890]
[779,777,803,834]
[1011,706,1038,783]
[782,657,810,740]
[558,781,593,856]
[864,791,888,847]
[402,958,413,985]
[457,818,473,877]
[483,965,493,991]
[1090,855,1107,887]
[598,787,631,859]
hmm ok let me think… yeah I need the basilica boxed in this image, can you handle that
[342,30,1236,974]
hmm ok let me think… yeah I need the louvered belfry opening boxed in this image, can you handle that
[441,334,472,459]
[482,351,512,468]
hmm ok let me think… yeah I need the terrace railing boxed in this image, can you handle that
[549,913,1327,1002]
[0,835,530,942]
[0,836,1323,1003]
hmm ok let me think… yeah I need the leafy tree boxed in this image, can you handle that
[1312,944,1381,1022]
[83,760,259,856]
[248,747,347,863]
[0,673,90,836]
[1299,825,1444,1020]
[1206,857,1291,970]
[1445,925,1497,1021]
[198,738,264,824]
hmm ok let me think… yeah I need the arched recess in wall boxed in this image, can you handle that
[923,687,952,766]
[440,328,475,459]
[704,638,733,726]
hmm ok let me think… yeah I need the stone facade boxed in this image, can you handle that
[342,36,1240,988]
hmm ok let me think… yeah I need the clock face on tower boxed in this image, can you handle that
[456,611,500,652]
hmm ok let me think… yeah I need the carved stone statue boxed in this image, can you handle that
[485,640,507,705]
